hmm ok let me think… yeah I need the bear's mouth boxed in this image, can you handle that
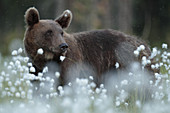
[44,51,54,60]
[44,49,67,62]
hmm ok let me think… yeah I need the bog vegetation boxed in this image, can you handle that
[0,44,169,113]
[0,1,169,113]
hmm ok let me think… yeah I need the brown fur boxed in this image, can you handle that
[24,7,156,86]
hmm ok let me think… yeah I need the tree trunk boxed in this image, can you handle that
[117,0,133,33]
[142,0,152,41]
[89,0,98,29]
[103,0,112,28]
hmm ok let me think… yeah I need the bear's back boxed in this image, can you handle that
[73,29,143,74]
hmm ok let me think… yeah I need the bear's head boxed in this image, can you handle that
[24,7,72,69]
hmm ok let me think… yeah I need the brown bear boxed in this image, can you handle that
[24,7,156,86]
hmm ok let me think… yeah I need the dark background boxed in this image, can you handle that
[0,0,169,56]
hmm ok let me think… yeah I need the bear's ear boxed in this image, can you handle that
[25,7,40,26]
[55,10,72,29]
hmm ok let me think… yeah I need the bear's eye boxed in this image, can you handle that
[45,30,53,38]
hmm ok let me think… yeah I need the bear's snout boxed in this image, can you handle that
[59,43,68,52]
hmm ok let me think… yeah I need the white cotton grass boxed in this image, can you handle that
[150,47,158,59]
[162,43,168,49]
[139,45,145,51]
[115,62,119,69]
[43,66,48,73]
[134,50,139,57]
[134,45,145,57]
[24,57,29,63]
[37,48,44,55]
[29,66,36,73]
[27,62,32,67]
[136,100,141,108]
[121,79,128,86]
[55,72,60,78]
[11,48,24,56]
[141,56,151,66]
[60,56,66,62]
[18,48,23,54]
[11,50,18,56]
[0,44,170,113]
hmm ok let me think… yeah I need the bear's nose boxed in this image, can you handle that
[59,43,68,52]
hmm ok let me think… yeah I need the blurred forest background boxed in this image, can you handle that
[0,0,169,56]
